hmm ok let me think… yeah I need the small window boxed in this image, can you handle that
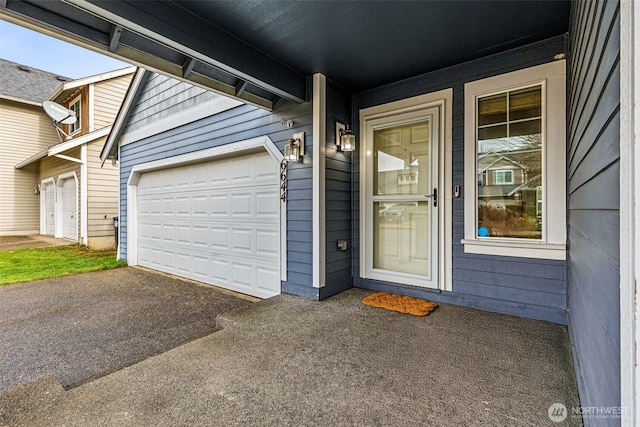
[68,95,81,135]
[493,170,514,185]
[463,60,566,260]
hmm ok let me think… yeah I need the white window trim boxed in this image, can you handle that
[69,94,82,136]
[462,60,566,260]
[360,89,453,291]
[126,135,287,282]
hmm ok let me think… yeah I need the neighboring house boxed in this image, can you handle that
[15,66,136,249]
[0,59,67,235]
[3,1,638,426]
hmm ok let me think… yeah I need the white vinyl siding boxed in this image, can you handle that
[0,100,59,235]
[136,151,281,298]
[93,74,132,129]
[86,138,119,240]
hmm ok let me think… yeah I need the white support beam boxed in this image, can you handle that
[312,73,326,289]
[620,1,639,425]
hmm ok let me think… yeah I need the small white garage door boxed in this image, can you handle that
[61,178,78,241]
[136,151,281,298]
[43,182,56,236]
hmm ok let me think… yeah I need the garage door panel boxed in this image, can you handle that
[257,231,279,256]
[137,151,281,298]
[211,259,229,282]
[257,193,279,216]
[231,194,252,216]
[163,251,176,269]
[231,229,252,252]
[177,253,190,274]
[210,227,229,249]
[163,225,175,242]
[257,267,279,292]
[232,263,253,289]
[192,225,209,247]
[150,224,162,241]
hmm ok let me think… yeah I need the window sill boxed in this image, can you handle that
[461,239,566,260]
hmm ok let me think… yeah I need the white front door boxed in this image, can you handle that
[61,178,78,241]
[364,107,440,288]
[44,182,56,236]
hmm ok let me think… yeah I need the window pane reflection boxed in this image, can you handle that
[477,85,542,239]
[374,122,429,196]
[374,202,429,275]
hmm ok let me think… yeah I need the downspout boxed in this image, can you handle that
[80,145,88,245]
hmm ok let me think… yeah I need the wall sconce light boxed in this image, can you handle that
[337,122,356,152]
[33,184,40,194]
[284,131,305,162]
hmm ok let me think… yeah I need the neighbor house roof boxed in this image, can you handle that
[49,66,137,104]
[0,58,70,105]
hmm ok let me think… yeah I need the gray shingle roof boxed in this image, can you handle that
[0,59,70,103]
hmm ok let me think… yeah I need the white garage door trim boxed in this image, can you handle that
[127,135,287,287]
[56,171,79,242]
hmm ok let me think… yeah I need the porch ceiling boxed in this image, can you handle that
[0,0,570,108]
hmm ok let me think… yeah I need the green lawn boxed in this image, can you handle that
[0,245,126,285]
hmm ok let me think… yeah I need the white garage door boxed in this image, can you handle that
[136,151,281,298]
[61,178,78,241]
[43,182,56,236]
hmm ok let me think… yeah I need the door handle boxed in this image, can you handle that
[424,188,438,207]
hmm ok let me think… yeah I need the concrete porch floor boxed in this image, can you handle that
[0,288,581,426]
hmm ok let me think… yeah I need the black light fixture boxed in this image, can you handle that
[338,123,356,152]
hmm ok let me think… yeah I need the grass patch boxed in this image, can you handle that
[0,245,126,285]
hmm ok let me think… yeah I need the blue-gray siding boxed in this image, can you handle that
[353,36,568,324]
[567,0,620,423]
[321,81,353,298]
[119,100,315,294]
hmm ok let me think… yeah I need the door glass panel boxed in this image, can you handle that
[373,122,429,196]
[373,201,429,276]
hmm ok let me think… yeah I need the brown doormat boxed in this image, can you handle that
[362,292,438,316]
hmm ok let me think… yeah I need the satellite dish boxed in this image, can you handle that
[43,101,77,125]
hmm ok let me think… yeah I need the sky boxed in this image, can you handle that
[0,20,131,79]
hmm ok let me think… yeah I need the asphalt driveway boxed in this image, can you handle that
[0,267,253,391]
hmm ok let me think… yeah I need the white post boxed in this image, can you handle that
[620,1,639,425]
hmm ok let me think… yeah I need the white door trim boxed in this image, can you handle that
[359,89,453,291]
[56,171,79,241]
[127,135,287,281]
